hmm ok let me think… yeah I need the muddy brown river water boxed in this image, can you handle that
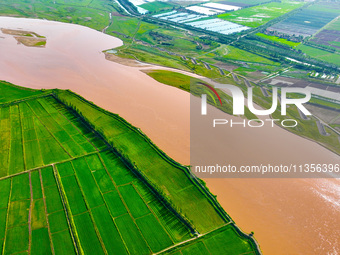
[0,17,339,255]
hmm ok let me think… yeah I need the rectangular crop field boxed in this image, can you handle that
[140,1,174,12]
[0,81,45,104]
[296,44,340,66]
[270,8,339,37]
[216,0,272,7]
[218,1,304,27]
[0,167,76,255]
[161,224,258,254]
[56,151,193,254]
[0,95,102,177]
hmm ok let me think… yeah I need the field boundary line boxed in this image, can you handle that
[1,179,12,254]
[30,106,45,171]
[202,240,212,255]
[28,172,33,254]
[36,97,90,156]
[52,91,200,232]
[0,150,106,182]
[310,14,340,41]
[38,168,56,255]
[18,105,27,174]
[86,154,152,254]
[154,223,232,255]
[132,182,176,245]
[35,97,98,156]
[25,101,73,158]
[52,164,83,255]
[95,153,134,255]
[6,107,12,177]
[70,159,109,255]
[48,98,101,153]
[53,90,262,253]
[0,92,53,108]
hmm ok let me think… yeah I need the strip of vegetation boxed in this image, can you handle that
[255,33,300,48]
[0,80,48,104]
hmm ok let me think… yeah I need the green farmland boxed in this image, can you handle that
[326,18,340,31]
[0,0,119,31]
[213,0,271,6]
[296,44,340,66]
[140,1,175,12]
[0,82,260,254]
[218,1,304,27]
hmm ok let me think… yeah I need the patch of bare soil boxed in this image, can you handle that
[111,12,125,17]
[104,52,150,67]
[1,28,41,37]
[1,28,46,47]
[14,36,46,47]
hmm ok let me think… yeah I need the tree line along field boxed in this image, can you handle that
[255,33,300,48]
[0,83,260,255]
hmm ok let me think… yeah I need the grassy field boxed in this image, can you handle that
[115,44,193,71]
[256,33,300,48]
[0,81,47,104]
[0,0,120,31]
[306,2,340,14]
[213,0,271,5]
[296,44,340,66]
[326,18,340,31]
[0,83,260,254]
[309,98,340,111]
[218,1,304,27]
[114,39,280,85]
[162,224,257,254]
[107,16,142,38]
[140,1,175,12]
[219,45,279,65]
[144,70,198,92]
